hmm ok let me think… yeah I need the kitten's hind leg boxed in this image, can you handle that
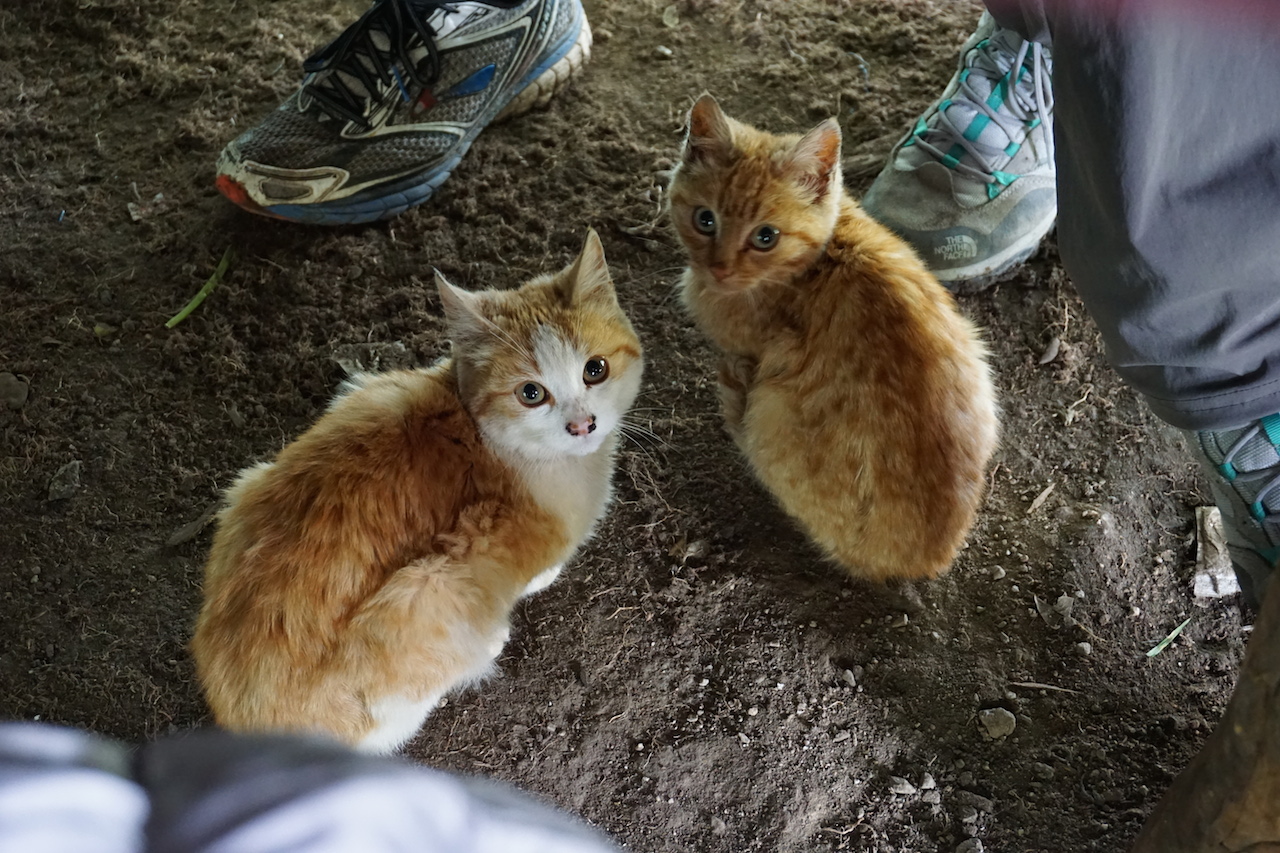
[358,691,447,755]
[522,563,563,598]
[717,354,757,446]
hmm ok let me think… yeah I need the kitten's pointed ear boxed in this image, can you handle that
[561,227,618,306]
[436,270,488,342]
[786,117,843,202]
[682,94,733,165]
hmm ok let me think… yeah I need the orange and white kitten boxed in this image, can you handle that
[668,95,998,582]
[191,230,643,754]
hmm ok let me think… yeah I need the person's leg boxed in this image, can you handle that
[1022,2,1280,848]
[214,0,591,226]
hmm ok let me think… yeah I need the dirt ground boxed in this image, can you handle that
[0,0,1256,850]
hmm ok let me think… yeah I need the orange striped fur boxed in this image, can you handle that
[668,95,998,582]
[191,230,643,752]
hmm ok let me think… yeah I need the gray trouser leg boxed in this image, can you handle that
[989,0,1280,431]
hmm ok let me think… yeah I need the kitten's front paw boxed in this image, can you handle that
[717,355,757,441]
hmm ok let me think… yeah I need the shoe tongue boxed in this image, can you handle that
[894,151,991,208]
[412,1,485,39]
[1234,432,1280,473]
[929,32,1036,176]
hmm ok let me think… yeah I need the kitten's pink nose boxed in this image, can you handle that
[709,263,731,281]
[566,415,597,436]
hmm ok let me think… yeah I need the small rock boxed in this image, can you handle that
[1075,641,1093,656]
[842,668,857,687]
[956,840,984,853]
[710,816,728,835]
[957,770,975,787]
[737,732,750,746]
[958,804,979,824]
[594,27,613,42]
[922,790,941,804]
[888,776,916,795]
[832,730,850,743]
[920,772,937,790]
[654,45,674,59]
[992,566,1006,580]
[1032,761,1055,781]
[978,707,1017,739]
[0,373,29,410]
[954,790,995,813]
[48,460,82,501]
[891,613,909,628]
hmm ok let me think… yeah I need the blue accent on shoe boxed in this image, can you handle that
[1221,461,1239,481]
[390,66,411,103]
[1253,501,1267,521]
[1004,141,1020,156]
[1261,413,1280,447]
[986,169,1017,200]
[443,64,496,97]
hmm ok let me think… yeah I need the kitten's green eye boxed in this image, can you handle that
[517,382,548,407]
[693,207,717,235]
[750,225,780,251]
[583,357,609,385]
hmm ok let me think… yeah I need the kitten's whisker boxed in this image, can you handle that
[619,422,670,453]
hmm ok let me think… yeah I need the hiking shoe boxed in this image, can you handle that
[215,0,591,225]
[861,12,1055,292]
[1191,416,1280,606]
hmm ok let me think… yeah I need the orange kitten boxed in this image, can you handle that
[667,95,998,582]
[191,230,644,753]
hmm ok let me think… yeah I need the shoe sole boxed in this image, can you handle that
[221,4,592,226]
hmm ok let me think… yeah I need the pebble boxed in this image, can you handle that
[920,772,937,790]
[47,460,81,501]
[978,707,1017,739]
[958,804,979,824]
[954,791,995,813]
[1075,641,1093,656]
[922,790,941,805]
[992,567,1006,580]
[0,373,29,410]
[956,840,985,853]
[888,776,917,795]
[1032,761,1055,781]
[654,45,674,59]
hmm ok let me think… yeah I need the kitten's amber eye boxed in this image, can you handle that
[583,357,609,384]
[517,382,548,407]
[750,225,780,251]
[693,207,717,235]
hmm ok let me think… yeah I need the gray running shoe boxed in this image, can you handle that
[1191,417,1280,606]
[215,0,590,225]
[861,13,1055,292]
